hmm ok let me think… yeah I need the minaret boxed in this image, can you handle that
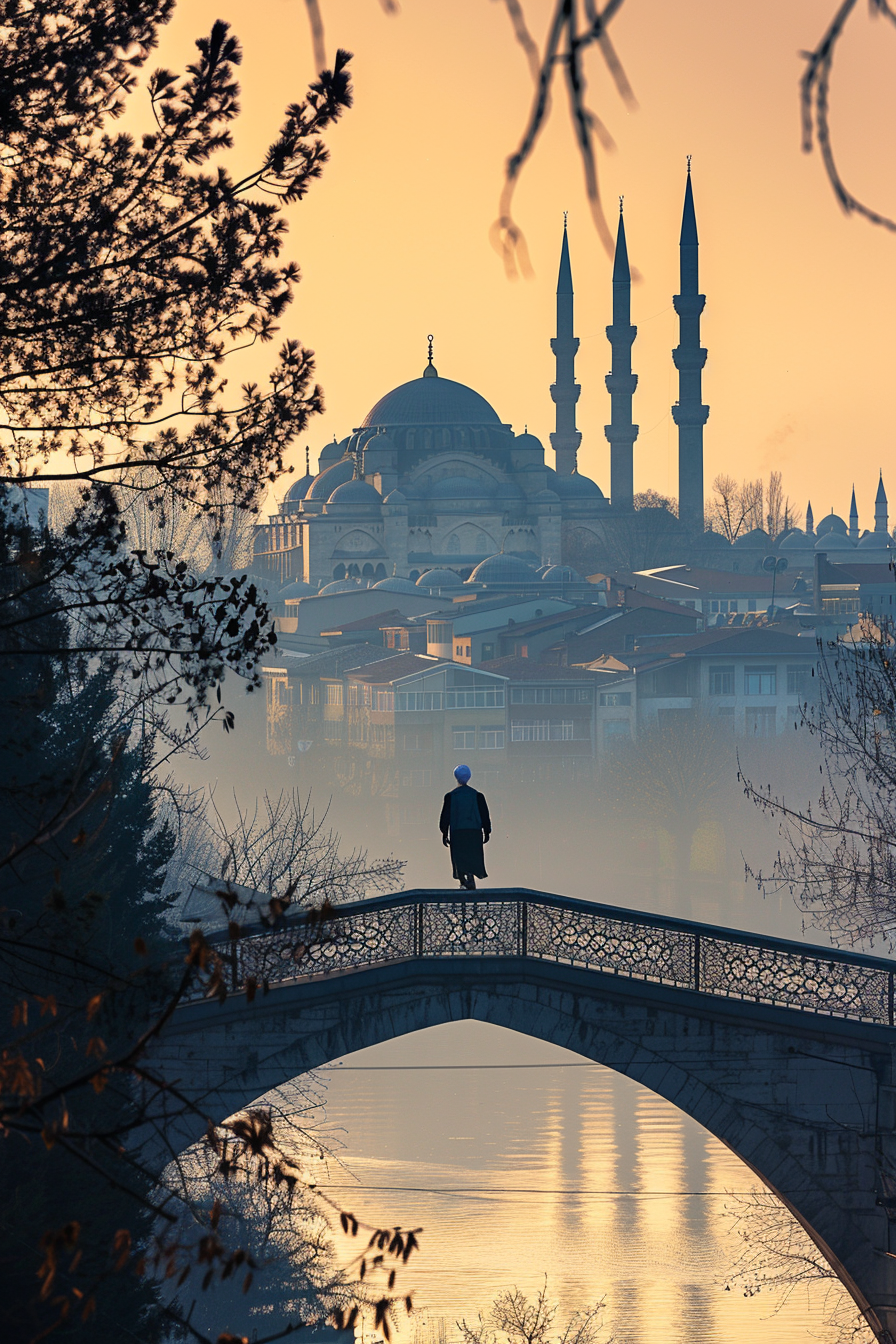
[849,487,859,541]
[604,201,638,511]
[672,161,709,532]
[550,216,582,476]
[875,472,888,533]
[806,501,815,536]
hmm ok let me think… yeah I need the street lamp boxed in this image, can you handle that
[762,554,788,621]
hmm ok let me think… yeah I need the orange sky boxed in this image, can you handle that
[151,0,896,528]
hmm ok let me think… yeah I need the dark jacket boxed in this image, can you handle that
[439,784,491,839]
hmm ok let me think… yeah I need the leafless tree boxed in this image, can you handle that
[457,1279,610,1344]
[165,787,405,927]
[740,621,896,947]
[723,1190,873,1344]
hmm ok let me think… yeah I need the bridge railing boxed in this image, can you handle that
[192,889,896,1027]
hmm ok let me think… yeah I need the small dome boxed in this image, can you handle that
[318,578,363,595]
[416,568,463,589]
[466,553,540,586]
[427,475,495,501]
[535,488,560,504]
[816,512,847,537]
[733,527,770,549]
[327,479,383,506]
[550,473,604,499]
[384,489,407,505]
[306,457,354,500]
[514,432,545,452]
[857,529,893,550]
[372,575,422,594]
[815,532,855,551]
[279,578,316,598]
[541,564,582,582]
[779,529,812,551]
[318,437,351,469]
[284,473,315,503]
[701,529,732,549]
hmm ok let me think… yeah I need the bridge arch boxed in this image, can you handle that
[146,892,896,1342]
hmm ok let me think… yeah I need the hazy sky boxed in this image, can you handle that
[151,0,896,526]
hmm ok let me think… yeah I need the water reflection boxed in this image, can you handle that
[295,1022,838,1344]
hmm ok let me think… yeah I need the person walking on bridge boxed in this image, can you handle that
[439,764,490,891]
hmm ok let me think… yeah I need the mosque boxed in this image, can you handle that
[253,169,893,595]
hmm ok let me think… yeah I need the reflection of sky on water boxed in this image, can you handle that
[289,1021,840,1344]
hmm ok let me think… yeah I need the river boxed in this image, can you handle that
[300,1019,849,1344]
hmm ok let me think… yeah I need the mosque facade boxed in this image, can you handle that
[253,170,894,594]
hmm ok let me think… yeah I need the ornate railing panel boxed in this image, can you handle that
[235,906,415,988]
[698,935,891,1022]
[190,892,896,1027]
[527,903,694,986]
[423,901,519,958]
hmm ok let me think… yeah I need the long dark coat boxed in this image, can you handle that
[439,784,491,880]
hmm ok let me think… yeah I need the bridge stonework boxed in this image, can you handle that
[145,891,896,1342]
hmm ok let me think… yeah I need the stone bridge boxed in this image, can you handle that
[147,888,896,1341]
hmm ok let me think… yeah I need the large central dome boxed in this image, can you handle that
[362,374,502,428]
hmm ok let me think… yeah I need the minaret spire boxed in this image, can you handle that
[604,200,638,510]
[875,472,888,533]
[849,486,858,541]
[550,216,582,476]
[672,161,709,532]
[806,500,814,536]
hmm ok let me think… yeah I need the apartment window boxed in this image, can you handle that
[744,666,776,696]
[404,770,432,788]
[709,667,734,696]
[401,729,431,751]
[510,687,591,705]
[599,691,631,707]
[511,720,576,742]
[427,620,453,643]
[371,724,394,746]
[453,727,476,749]
[512,719,549,742]
[717,706,736,731]
[396,691,444,711]
[456,644,464,656]
[746,707,777,737]
[479,728,505,750]
[748,599,757,612]
[445,689,504,709]
[786,664,812,696]
[325,683,343,706]
[603,721,631,747]
[375,690,394,711]
[481,643,495,661]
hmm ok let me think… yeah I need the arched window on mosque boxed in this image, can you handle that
[440,428,450,449]
[456,429,467,450]
[406,429,416,452]
[423,430,433,452]
[375,563,387,579]
[362,563,375,578]
[348,563,361,578]
[333,564,346,580]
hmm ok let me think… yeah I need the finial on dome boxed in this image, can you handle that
[305,444,310,475]
[423,333,438,378]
